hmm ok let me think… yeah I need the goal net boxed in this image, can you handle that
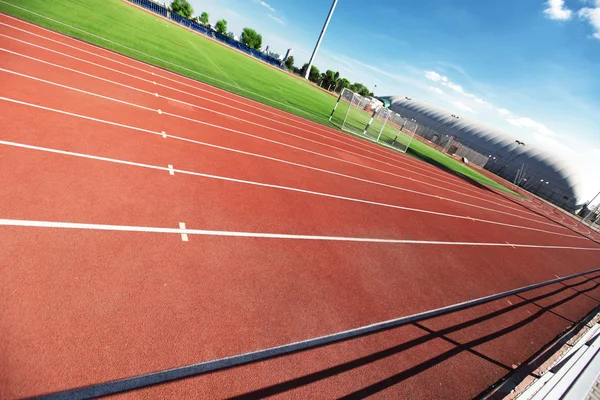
[329,88,416,153]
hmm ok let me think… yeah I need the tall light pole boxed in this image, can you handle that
[498,140,525,175]
[304,0,338,80]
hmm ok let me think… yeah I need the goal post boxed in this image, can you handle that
[330,88,378,136]
[328,88,415,153]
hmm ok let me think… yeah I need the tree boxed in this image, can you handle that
[284,55,294,71]
[215,19,227,35]
[350,82,370,96]
[336,78,350,91]
[298,63,321,83]
[300,63,309,76]
[227,31,235,39]
[308,65,321,84]
[322,70,338,90]
[241,28,263,50]
[199,11,209,25]
[171,0,193,18]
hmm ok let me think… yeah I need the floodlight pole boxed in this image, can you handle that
[304,0,338,80]
[498,140,525,175]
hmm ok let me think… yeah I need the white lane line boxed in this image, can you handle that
[0,36,462,193]
[506,242,516,249]
[0,138,586,240]
[0,35,488,198]
[0,67,542,223]
[168,164,174,175]
[0,34,513,208]
[0,90,557,233]
[1,218,599,250]
[161,131,167,139]
[179,222,188,241]
[0,14,466,177]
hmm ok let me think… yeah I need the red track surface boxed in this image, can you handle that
[1,13,600,399]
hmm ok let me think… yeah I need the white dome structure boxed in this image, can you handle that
[382,96,583,210]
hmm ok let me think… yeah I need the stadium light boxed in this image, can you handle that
[498,139,525,175]
[304,0,338,80]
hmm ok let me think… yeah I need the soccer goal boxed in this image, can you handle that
[329,88,416,153]
[329,88,380,136]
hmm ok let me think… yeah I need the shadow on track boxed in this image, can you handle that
[228,275,600,399]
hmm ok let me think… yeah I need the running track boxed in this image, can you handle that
[1,13,600,399]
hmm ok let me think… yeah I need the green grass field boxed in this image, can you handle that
[0,0,518,195]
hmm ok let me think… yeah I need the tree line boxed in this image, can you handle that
[284,57,372,96]
[170,0,371,96]
[170,0,263,50]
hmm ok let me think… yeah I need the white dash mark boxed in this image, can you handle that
[179,222,188,242]
[168,164,174,175]
[154,93,159,97]
[162,131,167,139]
[157,109,162,114]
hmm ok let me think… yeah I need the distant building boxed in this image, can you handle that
[382,96,583,210]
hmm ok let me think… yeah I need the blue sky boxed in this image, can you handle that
[189,0,600,201]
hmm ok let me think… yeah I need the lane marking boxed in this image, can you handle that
[168,164,174,175]
[161,131,167,139]
[0,218,599,250]
[4,26,591,247]
[154,92,158,97]
[0,33,521,210]
[0,67,544,223]
[0,15,476,180]
[0,93,568,234]
[0,137,588,241]
[0,86,552,229]
[505,242,516,249]
[0,36,507,204]
[179,222,188,241]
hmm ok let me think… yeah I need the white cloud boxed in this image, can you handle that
[446,81,465,94]
[430,86,444,95]
[253,0,275,12]
[268,14,285,25]
[507,117,556,136]
[592,147,600,156]
[451,101,475,113]
[578,2,600,39]
[424,70,448,82]
[497,108,512,116]
[473,97,492,108]
[543,0,573,21]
